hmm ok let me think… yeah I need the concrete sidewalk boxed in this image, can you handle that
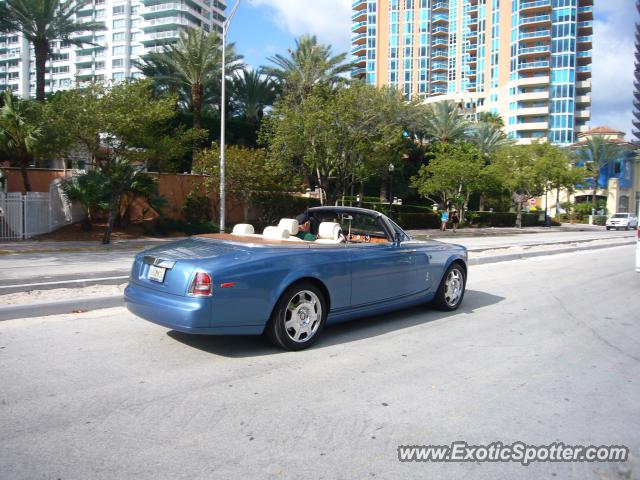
[0,237,175,254]
[0,240,635,321]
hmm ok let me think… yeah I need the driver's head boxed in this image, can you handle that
[296,213,311,232]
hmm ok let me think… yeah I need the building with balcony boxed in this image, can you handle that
[541,127,640,217]
[0,0,226,98]
[351,0,593,145]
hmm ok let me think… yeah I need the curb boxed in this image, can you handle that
[0,274,129,294]
[465,236,634,253]
[468,240,635,265]
[0,240,635,321]
[0,295,123,322]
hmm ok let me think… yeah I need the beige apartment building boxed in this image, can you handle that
[352,0,593,145]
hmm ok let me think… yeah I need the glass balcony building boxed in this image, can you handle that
[351,0,593,145]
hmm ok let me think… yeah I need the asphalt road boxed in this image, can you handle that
[0,245,639,480]
[0,230,634,289]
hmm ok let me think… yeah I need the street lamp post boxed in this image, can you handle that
[219,0,241,233]
[544,185,550,227]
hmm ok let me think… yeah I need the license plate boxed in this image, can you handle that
[148,265,166,283]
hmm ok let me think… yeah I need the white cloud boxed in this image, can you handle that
[591,0,636,138]
[247,0,351,54]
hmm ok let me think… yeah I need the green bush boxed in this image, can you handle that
[252,193,321,229]
[466,211,517,227]
[156,219,219,235]
[593,215,607,226]
[394,211,441,229]
[182,191,213,224]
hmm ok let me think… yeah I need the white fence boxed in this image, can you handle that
[0,180,85,240]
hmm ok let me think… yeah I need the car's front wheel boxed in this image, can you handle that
[266,282,327,350]
[433,263,466,311]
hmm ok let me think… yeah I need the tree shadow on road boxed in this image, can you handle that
[167,289,505,358]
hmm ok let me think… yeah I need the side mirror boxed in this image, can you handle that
[394,231,402,246]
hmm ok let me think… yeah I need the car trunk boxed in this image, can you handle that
[129,238,245,296]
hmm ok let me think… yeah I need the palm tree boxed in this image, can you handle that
[231,69,278,124]
[476,111,505,129]
[468,122,512,211]
[262,35,352,99]
[135,28,243,130]
[469,122,512,160]
[0,0,104,102]
[61,170,109,230]
[0,91,41,192]
[422,101,470,143]
[573,135,625,215]
[101,158,152,244]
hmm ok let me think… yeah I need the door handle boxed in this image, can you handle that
[397,249,417,254]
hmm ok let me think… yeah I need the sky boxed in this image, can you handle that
[228,0,637,138]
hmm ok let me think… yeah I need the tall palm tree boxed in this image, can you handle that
[422,101,470,143]
[0,0,104,102]
[0,91,41,192]
[476,111,504,129]
[469,122,512,160]
[468,122,512,211]
[135,28,243,130]
[573,135,625,214]
[262,34,352,99]
[231,69,278,124]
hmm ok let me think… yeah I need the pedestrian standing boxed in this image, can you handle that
[450,209,460,233]
[440,210,448,231]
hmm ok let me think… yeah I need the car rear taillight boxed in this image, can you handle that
[189,272,212,296]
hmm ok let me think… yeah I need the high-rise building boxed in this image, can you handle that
[352,0,593,145]
[0,0,226,98]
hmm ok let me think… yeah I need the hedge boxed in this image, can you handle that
[394,211,441,229]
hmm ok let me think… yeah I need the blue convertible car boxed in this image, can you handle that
[125,206,467,350]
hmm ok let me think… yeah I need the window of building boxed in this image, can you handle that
[113,5,126,15]
[113,32,125,42]
[112,45,125,55]
[614,162,622,175]
[112,72,125,81]
[113,19,125,28]
[112,58,124,68]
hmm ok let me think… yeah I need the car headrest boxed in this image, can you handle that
[262,226,290,240]
[232,223,255,235]
[277,218,299,235]
[317,222,341,240]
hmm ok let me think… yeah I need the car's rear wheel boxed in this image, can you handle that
[433,263,466,311]
[266,282,327,351]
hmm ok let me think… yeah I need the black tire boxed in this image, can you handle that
[266,282,327,351]
[606,227,610,230]
[433,263,466,311]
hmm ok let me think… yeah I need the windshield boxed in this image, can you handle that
[612,214,629,218]
[385,217,412,241]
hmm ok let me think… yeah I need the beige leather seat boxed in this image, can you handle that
[231,224,258,236]
[315,222,343,244]
[262,226,290,240]
[277,218,306,241]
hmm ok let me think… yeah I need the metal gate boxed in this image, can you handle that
[0,181,84,240]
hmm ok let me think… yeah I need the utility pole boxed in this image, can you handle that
[219,0,241,233]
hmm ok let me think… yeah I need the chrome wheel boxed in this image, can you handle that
[443,268,463,307]
[283,290,322,343]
